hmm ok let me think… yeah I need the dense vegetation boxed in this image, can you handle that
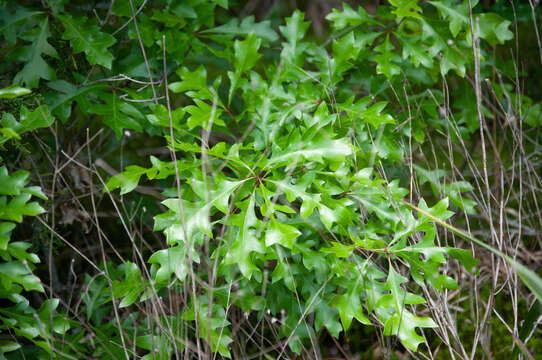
[0,0,541,359]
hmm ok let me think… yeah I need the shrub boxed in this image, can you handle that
[0,0,540,358]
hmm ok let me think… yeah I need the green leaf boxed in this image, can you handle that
[0,167,28,196]
[270,258,296,291]
[0,222,16,251]
[266,182,310,214]
[374,35,401,79]
[266,134,352,169]
[360,102,395,128]
[45,81,103,123]
[420,18,447,57]
[332,31,378,67]
[201,15,277,42]
[417,198,454,223]
[0,125,20,142]
[399,36,434,68]
[0,106,54,140]
[185,99,224,129]
[354,196,402,225]
[148,156,181,180]
[429,0,471,37]
[186,302,233,358]
[388,0,423,19]
[260,202,296,216]
[13,18,57,88]
[471,13,514,46]
[190,175,246,213]
[148,244,191,284]
[105,165,148,195]
[159,200,211,245]
[0,340,21,355]
[384,310,436,351]
[446,248,479,274]
[392,228,458,291]
[381,266,437,351]
[228,33,261,103]
[267,178,338,227]
[89,92,143,138]
[112,262,145,307]
[111,0,145,17]
[81,274,109,324]
[0,85,30,99]
[19,105,55,132]
[321,241,356,258]
[214,0,228,9]
[225,195,265,278]
[136,334,171,354]
[234,33,262,72]
[0,262,44,293]
[331,289,371,330]
[326,3,373,30]
[0,194,45,222]
[440,46,467,77]
[414,165,476,214]
[413,164,446,188]
[0,205,32,226]
[6,242,40,264]
[57,14,116,68]
[147,104,186,130]
[524,102,541,126]
[279,10,310,45]
[314,301,342,338]
[265,218,301,249]
[37,299,70,335]
[279,10,310,69]
[0,6,44,44]
[169,66,213,100]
